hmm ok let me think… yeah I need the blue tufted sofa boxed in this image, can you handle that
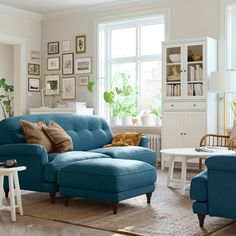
[190,155,236,227]
[0,114,157,211]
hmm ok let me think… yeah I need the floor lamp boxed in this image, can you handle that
[210,71,236,133]
[41,83,51,108]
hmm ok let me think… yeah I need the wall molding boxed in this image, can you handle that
[0,4,42,20]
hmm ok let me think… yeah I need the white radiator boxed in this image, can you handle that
[144,133,161,157]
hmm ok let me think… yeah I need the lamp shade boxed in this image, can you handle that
[210,71,236,93]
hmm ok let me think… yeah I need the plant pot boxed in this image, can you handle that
[122,116,132,125]
[110,116,121,125]
[155,117,161,126]
[141,112,151,126]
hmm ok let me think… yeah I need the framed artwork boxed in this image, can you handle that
[45,74,60,95]
[79,76,89,86]
[47,57,60,71]
[28,63,40,75]
[62,77,76,99]
[76,35,86,53]
[62,40,71,52]
[75,57,92,74]
[31,50,40,62]
[28,77,40,92]
[48,41,59,55]
[62,53,74,75]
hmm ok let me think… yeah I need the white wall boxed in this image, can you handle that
[0,44,14,119]
[41,0,220,111]
[0,6,41,115]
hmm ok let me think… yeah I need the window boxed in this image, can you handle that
[225,3,236,128]
[97,16,165,122]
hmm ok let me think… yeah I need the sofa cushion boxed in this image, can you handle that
[89,146,156,166]
[57,158,157,193]
[190,170,208,202]
[43,121,73,152]
[44,151,110,183]
[20,119,56,153]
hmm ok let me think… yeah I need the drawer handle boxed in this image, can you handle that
[184,133,186,135]
[171,104,174,107]
[180,132,183,135]
[193,104,196,107]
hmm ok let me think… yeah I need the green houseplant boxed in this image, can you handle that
[0,78,14,118]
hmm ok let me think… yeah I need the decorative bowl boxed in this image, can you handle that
[169,54,181,63]
[192,55,202,61]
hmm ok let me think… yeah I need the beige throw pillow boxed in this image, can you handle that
[20,120,55,153]
[43,121,73,153]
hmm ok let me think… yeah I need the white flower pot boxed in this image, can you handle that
[141,112,150,126]
[155,117,161,126]
[122,116,132,125]
[110,116,121,125]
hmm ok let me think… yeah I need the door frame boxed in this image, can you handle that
[0,34,27,116]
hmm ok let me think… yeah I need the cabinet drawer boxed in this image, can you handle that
[163,102,206,111]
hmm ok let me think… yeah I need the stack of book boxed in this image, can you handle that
[189,64,203,81]
[166,84,181,96]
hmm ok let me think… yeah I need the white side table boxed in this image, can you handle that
[0,166,26,221]
[160,148,235,195]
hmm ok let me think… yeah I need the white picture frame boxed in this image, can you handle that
[62,77,76,99]
[31,50,40,62]
[28,77,40,92]
[79,76,89,86]
[75,57,92,74]
[45,74,60,95]
[47,57,60,71]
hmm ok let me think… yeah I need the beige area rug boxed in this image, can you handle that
[22,170,234,236]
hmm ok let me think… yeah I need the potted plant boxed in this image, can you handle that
[150,107,162,126]
[0,78,14,119]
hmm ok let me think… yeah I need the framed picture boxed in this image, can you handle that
[62,77,76,99]
[28,63,40,75]
[31,50,40,62]
[62,53,74,75]
[47,57,60,71]
[45,74,60,95]
[62,40,71,52]
[79,76,89,86]
[48,41,59,55]
[76,35,86,53]
[28,77,40,92]
[75,57,92,74]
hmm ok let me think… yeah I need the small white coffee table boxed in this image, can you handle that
[160,148,235,195]
[0,166,26,221]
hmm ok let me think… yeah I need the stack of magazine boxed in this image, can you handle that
[195,147,215,153]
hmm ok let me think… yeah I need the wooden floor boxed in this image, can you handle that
[0,169,235,236]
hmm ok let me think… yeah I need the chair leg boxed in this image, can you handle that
[199,158,203,171]
[197,214,205,227]
[4,187,9,198]
[146,193,152,204]
[112,202,118,214]
[49,192,56,204]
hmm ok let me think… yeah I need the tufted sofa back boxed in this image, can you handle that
[0,114,113,151]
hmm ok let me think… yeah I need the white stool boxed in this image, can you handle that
[0,166,26,221]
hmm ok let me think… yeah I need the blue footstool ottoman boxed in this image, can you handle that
[57,158,157,214]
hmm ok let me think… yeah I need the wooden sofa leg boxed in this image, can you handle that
[199,158,203,171]
[112,202,118,214]
[197,214,205,227]
[49,192,56,204]
[4,187,9,198]
[64,196,69,207]
[146,193,152,204]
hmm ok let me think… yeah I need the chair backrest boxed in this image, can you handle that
[200,134,230,149]
[0,114,113,151]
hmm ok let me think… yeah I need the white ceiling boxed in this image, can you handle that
[0,0,134,15]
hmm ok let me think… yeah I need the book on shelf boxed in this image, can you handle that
[188,64,203,82]
[188,83,193,96]
[166,84,181,96]
[189,66,195,81]
[194,83,203,96]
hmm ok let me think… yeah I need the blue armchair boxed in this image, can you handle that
[190,155,236,227]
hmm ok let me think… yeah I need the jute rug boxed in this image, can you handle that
[22,170,234,236]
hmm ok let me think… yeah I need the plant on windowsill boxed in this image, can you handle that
[0,78,14,119]
[150,106,162,126]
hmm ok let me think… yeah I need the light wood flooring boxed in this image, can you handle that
[0,169,235,236]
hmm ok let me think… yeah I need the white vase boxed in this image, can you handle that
[110,116,121,125]
[122,116,132,125]
[155,117,161,126]
[141,111,150,126]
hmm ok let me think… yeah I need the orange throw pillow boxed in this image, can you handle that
[104,132,142,147]
[43,121,73,153]
[20,120,55,153]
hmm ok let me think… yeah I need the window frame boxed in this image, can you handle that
[95,10,170,121]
